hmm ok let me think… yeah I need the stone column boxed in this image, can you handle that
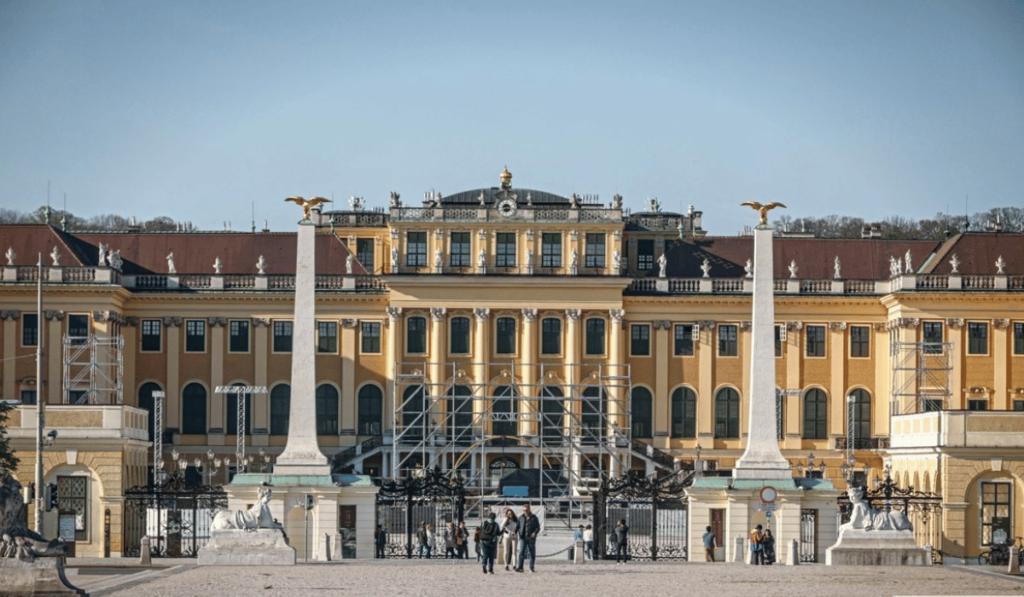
[473,308,489,429]
[340,319,358,436]
[697,321,715,443]
[565,310,581,479]
[275,223,330,475]
[994,320,1010,410]
[209,319,226,432]
[653,320,670,441]
[385,307,401,442]
[429,307,446,434]
[829,322,846,441]
[608,309,625,477]
[46,312,62,404]
[734,226,790,479]
[520,309,537,437]
[164,318,181,429]
[1,312,17,405]
[252,319,269,442]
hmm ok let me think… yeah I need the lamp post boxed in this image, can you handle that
[152,390,165,483]
[33,253,45,535]
[796,453,826,478]
[695,443,702,477]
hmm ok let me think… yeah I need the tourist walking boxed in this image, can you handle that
[500,508,519,571]
[614,519,630,564]
[583,524,594,560]
[749,524,765,565]
[374,524,387,559]
[516,504,541,573]
[479,512,500,574]
[417,521,430,559]
[457,520,470,559]
[702,525,716,562]
[426,523,436,558]
[473,526,482,562]
[762,528,776,565]
[443,522,456,558]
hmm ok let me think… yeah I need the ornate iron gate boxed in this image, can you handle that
[375,465,467,558]
[595,469,692,561]
[800,509,818,563]
[123,474,226,558]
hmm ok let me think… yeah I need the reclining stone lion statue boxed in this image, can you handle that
[210,486,282,531]
[841,486,912,533]
[0,472,67,560]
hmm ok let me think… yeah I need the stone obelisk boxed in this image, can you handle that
[733,211,791,480]
[274,217,331,475]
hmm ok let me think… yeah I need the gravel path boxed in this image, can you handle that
[82,560,1024,597]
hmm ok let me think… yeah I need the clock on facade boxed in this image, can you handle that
[497,199,517,217]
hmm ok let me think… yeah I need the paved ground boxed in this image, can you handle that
[62,559,1024,597]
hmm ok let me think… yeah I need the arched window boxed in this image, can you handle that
[582,386,606,443]
[316,384,339,435]
[671,387,696,439]
[714,387,739,439]
[226,383,252,436]
[803,388,828,439]
[269,384,290,435]
[402,385,426,440]
[631,387,653,438]
[358,385,383,436]
[492,385,516,436]
[540,386,565,443]
[448,385,473,438]
[849,389,871,445]
[138,382,161,442]
[182,383,207,435]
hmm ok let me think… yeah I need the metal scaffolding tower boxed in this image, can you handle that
[889,340,952,415]
[390,360,632,504]
[62,334,123,405]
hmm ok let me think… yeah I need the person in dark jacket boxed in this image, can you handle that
[515,504,542,573]
[614,519,630,564]
[374,524,387,559]
[479,512,500,574]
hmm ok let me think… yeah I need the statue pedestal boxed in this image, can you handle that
[826,529,928,566]
[0,557,86,596]
[198,529,296,566]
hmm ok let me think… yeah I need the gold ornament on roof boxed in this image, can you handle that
[740,201,787,225]
[285,196,332,221]
[500,166,512,184]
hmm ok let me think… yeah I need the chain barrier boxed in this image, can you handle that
[537,543,575,558]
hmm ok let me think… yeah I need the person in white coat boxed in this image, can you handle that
[500,508,519,571]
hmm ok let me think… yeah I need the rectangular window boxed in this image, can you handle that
[775,325,783,357]
[406,231,427,267]
[141,319,162,352]
[229,320,249,352]
[585,233,605,268]
[273,321,293,353]
[20,389,37,405]
[850,325,870,358]
[450,317,470,354]
[1014,400,1024,412]
[356,238,375,272]
[68,314,89,345]
[585,318,605,356]
[185,319,206,352]
[637,239,655,271]
[630,324,651,356]
[1015,323,1024,355]
[968,399,989,411]
[496,317,516,355]
[361,322,381,354]
[718,325,738,357]
[317,321,338,353]
[674,324,694,356]
[923,321,944,354]
[541,233,562,268]
[968,322,989,355]
[22,313,38,347]
[981,482,1012,546]
[541,318,562,355]
[496,232,516,268]
[806,325,826,357]
[406,317,426,354]
[56,476,88,541]
[450,232,471,267]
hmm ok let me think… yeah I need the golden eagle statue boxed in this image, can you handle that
[740,201,787,225]
[285,196,332,221]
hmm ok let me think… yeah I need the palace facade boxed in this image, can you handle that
[0,168,1022,560]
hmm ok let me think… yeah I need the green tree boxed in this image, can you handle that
[0,400,19,474]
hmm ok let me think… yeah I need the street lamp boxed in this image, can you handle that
[695,443,703,477]
[796,453,826,478]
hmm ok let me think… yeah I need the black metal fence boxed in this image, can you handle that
[123,474,226,558]
[375,465,467,558]
[595,468,693,561]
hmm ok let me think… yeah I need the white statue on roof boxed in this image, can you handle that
[834,256,841,280]
[4,248,15,266]
[97,243,108,267]
[478,248,486,269]
[213,257,222,274]
[658,253,667,278]
[389,191,401,208]
[346,254,354,274]
[701,258,711,278]
[109,250,123,272]
[744,258,753,278]
[904,250,913,273]
[166,252,176,274]
[788,260,798,279]
[570,248,579,269]
[949,253,960,274]
[49,246,61,267]
[996,255,1006,275]
[256,255,267,275]
[613,249,622,272]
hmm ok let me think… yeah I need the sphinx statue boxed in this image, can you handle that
[0,473,67,561]
[840,486,912,533]
[210,486,282,531]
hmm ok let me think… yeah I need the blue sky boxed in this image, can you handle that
[1,0,1021,233]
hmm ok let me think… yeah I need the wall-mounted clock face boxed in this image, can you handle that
[497,199,517,217]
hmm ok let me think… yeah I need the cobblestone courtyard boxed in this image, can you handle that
[63,560,1024,597]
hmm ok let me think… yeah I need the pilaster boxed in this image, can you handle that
[520,309,537,437]
[385,307,401,432]
[209,319,225,431]
[164,318,181,429]
[341,319,358,435]
[654,320,669,438]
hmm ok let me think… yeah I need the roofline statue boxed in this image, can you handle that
[285,196,332,222]
[740,201,787,226]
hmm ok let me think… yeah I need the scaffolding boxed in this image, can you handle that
[889,340,952,415]
[62,334,124,405]
[390,360,633,510]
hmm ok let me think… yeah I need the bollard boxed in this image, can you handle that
[1009,547,1020,574]
[139,536,152,566]
[924,544,933,566]
[574,540,585,564]
[733,536,745,563]
[786,539,799,566]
